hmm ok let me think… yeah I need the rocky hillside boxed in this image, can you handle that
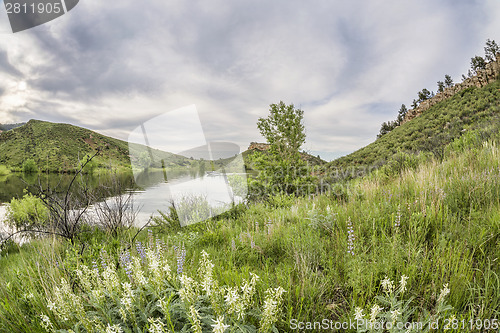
[328,79,500,170]
[404,52,500,122]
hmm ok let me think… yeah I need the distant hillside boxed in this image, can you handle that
[0,119,192,172]
[328,79,500,170]
[0,122,25,132]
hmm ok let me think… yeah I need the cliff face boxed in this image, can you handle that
[403,53,500,123]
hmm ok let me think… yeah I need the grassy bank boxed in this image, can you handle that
[0,131,498,332]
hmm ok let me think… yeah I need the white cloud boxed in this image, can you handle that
[1,0,499,158]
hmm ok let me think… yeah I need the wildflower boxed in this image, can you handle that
[47,300,56,312]
[199,250,216,297]
[119,250,133,282]
[100,249,109,270]
[102,264,121,293]
[369,304,383,323]
[231,239,236,251]
[390,309,401,324]
[259,286,286,333]
[40,314,54,332]
[267,220,273,235]
[437,283,450,303]
[105,324,123,333]
[381,276,394,295]
[354,307,365,320]
[174,244,187,275]
[212,316,230,333]
[136,241,147,263]
[347,217,355,256]
[148,317,167,333]
[189,306,203,333]
[131,257,147,286]
[224,286,240,314]
[395,205,401,229]
[399,275,409,294]
[179,274,198,304]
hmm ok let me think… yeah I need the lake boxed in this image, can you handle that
[0,169,247,230]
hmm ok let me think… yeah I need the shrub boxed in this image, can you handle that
[0,165,10,176]
[22,159,38,174]
[7,192,49,231]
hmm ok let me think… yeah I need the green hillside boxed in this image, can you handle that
[328,79,500,170]
[0,119,192,172]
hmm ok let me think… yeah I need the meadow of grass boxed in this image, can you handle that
[0,129,498,332]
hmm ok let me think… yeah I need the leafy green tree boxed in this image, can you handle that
[396,104,408,125]
[444,74,453,88]
[484,39,499,62]
[470,55,486,75]
[437,81,445,93]
[81,154,97,175]
[250,101,315,198]
[22,158,38,174]
[417,88,431,103]
[257,101,306,161]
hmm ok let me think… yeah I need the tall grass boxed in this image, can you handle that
[0,136,499,331]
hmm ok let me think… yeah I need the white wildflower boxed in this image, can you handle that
[40,314,54,331]
[437,283,450,303]
[179,275,198,304]
[381,276,394,295]
[105,324,123,333]
[189,305,203,333]
[259,286,286,333]
[132,257,148,286]
[354,307,365,320]
[399,275,409,294]
[390,309,401,324]
[370,304,383,323]
[211,316,230,333]
[148,317,167,333]
[102,265,121,293]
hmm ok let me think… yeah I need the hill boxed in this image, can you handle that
[0,123,25,132]
[327,79,500,171]
[0,119,192,172]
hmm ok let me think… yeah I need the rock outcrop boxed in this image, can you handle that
[403,53,500,123]
[248,142,270,151]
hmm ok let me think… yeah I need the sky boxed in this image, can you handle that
[0,0,499,161]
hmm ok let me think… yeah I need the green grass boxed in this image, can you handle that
[1,133,498,332]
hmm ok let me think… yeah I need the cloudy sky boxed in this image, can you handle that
[0,0,499,160]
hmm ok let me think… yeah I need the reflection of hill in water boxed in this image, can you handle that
[0,172,137,205]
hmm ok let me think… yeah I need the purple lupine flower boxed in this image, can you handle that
[347,217,355,256]
[136,241,146,263]
[100,249,108,270]
[175,244,186,275]
[119,250,133,281]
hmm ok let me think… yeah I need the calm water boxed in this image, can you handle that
[0,170,247,228]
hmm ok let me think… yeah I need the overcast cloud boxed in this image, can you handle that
[0,0,499,160]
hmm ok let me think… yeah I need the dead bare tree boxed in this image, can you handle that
[92,171,140,237]
[35,150,101,243]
